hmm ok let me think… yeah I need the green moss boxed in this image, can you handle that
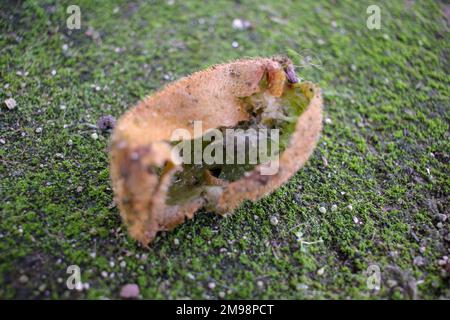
[0,0,448,300]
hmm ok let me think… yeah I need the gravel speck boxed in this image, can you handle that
[208,282,216,290]
[413,256,425,266]
[4,98,17,110]
[270,216,279,226]
[120,284,139,299]
[317,267,325,276]
[19,275,29,283]
[97,115,116,131]
[232,18,252,30]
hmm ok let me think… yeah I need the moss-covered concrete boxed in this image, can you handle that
[0,0,448,299]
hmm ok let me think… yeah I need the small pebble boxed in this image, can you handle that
[67,139,73,146]
[35,127,43,133]
[347,204,353,211]
[413,256,425,267]
[97,115,116,131]
[91,132,99,140]
[387,279,398,288]
[232,18,252,30]
[256,280,264,288]
[296,283,308,291]
[76,186,83,193]
[208,282,216,290]
[120,261,126,268]
[51,69,56,76]
[270,216,279,226]
[218,291,226,298]
[120,284,139,299]
[324,118,332,124]
[319,206,327,214]
[19,275,29,284]
[4,98,17,110]
[331,204,338,212]
[317,267,325,276]
[173,238,180,246]
[0,139,5,144]
[231,41,239,48]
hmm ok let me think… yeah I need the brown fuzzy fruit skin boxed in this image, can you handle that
[109,57,322,246]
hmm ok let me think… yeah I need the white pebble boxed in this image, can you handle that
[51,69,57,76]
[120,284,139,299]
[319,206,327,214]
[91,132,99,140]
[270,216,279,226]
[173,238,180,246]
[231,41,239,48]
[317,267,325,276]
[208,282,216,290]
[347,204,353,211]
[35,127,43,133]
[331,204,338,212]
[4,98,17,110]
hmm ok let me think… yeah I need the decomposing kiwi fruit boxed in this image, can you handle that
[110,56,323,246]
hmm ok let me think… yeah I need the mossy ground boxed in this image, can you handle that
[0,0,448,299]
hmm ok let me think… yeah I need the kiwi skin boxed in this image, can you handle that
[109,57,323,246]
